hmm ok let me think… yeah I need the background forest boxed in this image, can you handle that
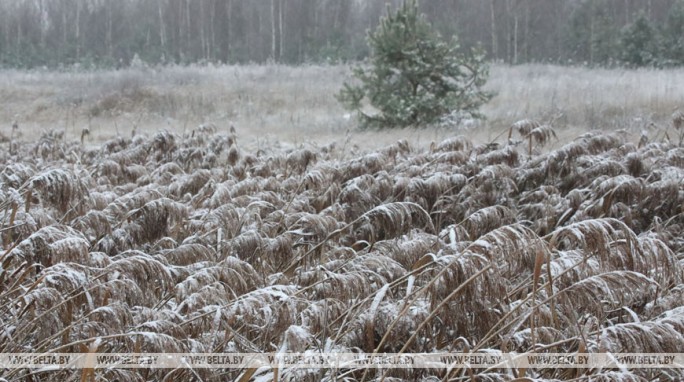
[2,0,684,69]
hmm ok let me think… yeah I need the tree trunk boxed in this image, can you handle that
[16,16,22,51]
[523,0,529,63]
[490,0,498,59]
[39,0,46,47]
[505,0,511,63]
[185,0,192,58]
[226,0,232,60]
[210,0,216,61]
[199,0,205,59]
[75,0,81,60]
[513,3,518,64]
[589,4,595,65]
[625,0,630,24]
[106,3,113,59]
[158,0,166,54]
[279,0,284,60]
[271,0,276,61]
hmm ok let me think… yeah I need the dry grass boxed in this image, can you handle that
[0,121,683,380]
[2,63,684,152]
[486,64,684,130]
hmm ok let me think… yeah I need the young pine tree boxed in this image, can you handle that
[337,0,492,129]
[661,0,684,66]
[620,12,660,67]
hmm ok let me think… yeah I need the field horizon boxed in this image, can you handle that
[2,63,683,152]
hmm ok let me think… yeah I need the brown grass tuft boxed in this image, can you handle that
[1,126,683,381]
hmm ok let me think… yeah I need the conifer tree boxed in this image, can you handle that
[337,0,492,129]
[661,0,684,66]
[620,12,660,67]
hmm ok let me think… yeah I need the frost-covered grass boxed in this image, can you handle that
[485,64,684,132]
[0,126,683,381]
[2,63,684,151]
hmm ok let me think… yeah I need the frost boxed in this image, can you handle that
[369,284,389,318]
[1,127,682,381]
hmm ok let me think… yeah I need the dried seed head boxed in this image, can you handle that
[511,118,541,137]
[673,110,684,130]
[80,127,91,144]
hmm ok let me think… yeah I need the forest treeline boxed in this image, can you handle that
[1,0,684,69]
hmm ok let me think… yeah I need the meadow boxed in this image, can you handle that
[2,63,684,149]
[0,64,683,381]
